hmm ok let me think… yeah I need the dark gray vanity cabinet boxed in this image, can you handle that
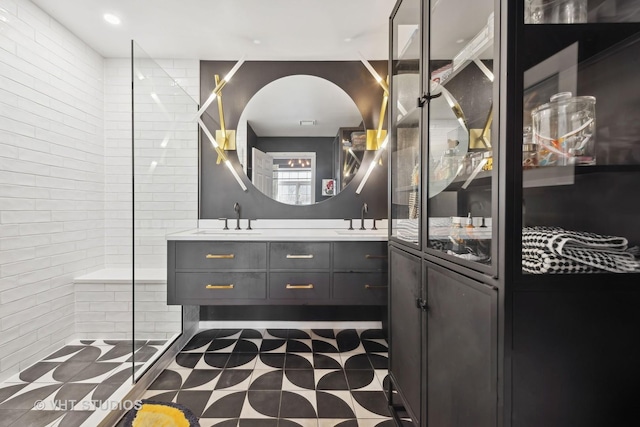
[167,240,388,306]
[167,241,268,305]
[333,241,388,305]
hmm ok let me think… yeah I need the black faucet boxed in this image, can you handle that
[233,202,241,230]
[360,202,368,230]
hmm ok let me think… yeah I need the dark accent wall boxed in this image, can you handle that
[200,60,388,220]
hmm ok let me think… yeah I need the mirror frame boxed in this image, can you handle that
[199,60,390,220]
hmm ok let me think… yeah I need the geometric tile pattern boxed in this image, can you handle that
[139,329,410,427]
[0,339,166,427]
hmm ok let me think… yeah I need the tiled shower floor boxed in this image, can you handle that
[139,328,411,427]
[0,339,166,427]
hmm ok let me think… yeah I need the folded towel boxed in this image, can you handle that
[522,226,640,274]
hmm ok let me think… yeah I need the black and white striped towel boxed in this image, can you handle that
[522,226,640,274]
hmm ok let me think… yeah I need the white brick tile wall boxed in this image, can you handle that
[104,57,199,269]
[0,0,104,382]
[75,281,180,340]
[0,0,198,383]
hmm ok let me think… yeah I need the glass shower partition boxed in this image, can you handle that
[131,42,198,379]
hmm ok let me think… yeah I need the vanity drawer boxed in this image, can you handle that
[333,242,388,271]
[269,242,330,269]
[176,272,266,300]
[333,272,388,305]
[175,242,266,270]
[269,272,331,300]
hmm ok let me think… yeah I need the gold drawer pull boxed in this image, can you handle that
[206,254,235,259]
[364,284,388,289]
[365,255,388,259]
[286,284,314,289]
[286,254,314,259]
[206,284,234,289]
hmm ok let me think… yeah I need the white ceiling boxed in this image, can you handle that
[239,75,363,137]
[30,0,397,60]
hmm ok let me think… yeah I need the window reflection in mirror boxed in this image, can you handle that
[236,75,365,205]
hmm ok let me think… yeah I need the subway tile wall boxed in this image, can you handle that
[75,282,180,340]
[104,58,199,268]
[0,0,105,382]
[0,0,200,382]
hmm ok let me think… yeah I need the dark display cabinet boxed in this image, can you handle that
[387,0,640,426]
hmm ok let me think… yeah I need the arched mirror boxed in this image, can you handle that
[236,75,365,205]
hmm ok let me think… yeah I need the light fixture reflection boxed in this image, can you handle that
[355,135,388,194]
[103,13,121,25]
[196,55,246,119]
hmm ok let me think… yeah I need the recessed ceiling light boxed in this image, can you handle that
[253,39,261,45]
[103,13,121,25]
[456,38,465,44]
[344,37,352,42]
[299,120,316,126]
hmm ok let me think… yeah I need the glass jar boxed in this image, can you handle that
[531,92,596,166]
[522,126,538,169]
[526,0,588,24]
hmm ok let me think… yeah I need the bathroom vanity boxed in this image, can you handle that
[166,226,388,306]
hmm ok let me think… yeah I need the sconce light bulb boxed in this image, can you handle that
[223,54,247,83]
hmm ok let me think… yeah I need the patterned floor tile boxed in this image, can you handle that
[317,419,357,427]
[335,330,361,353]
[240,390,281,418]
[215,370,253,390]
[175,389,216,417]
[312,339,340,353]
[198,418,238,427]
[249,370,283,391]
[121,329,390,427]
[351,391,392,418]
[316,390,356,419]
[279,390,317,418]
[283,369,315,390]
[315,370,349,391]
[182,369,223,390]
[202,390,247,418]
[367,353,388,370]
[340,353,373,370]
[169,352,204,370]
[254,353,286,370]
[313,353,343,370]
[280,419,319,427]
[345,370,381,391]
[285,353,315,370]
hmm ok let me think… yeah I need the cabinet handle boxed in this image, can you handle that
[364,284,387,289]
[206,284,234,289]
[286,254,314,259]
[286,284,314,289]
[206,254,235,259]
[416,298,429,311]
[365,255,388,259]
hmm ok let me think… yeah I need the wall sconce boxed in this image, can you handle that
[194,55,247,191]
[356,53,389,195]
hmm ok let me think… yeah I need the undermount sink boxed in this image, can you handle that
[334,229,386,235]
[194,229,261,235]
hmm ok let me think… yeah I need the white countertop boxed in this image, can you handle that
[167,219,389,241]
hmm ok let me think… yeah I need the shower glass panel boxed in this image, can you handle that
[131,41,198,379]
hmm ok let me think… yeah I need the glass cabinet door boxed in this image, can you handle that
[390,0,422,247]
[520,2,640,275]
[425,0,497,271]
